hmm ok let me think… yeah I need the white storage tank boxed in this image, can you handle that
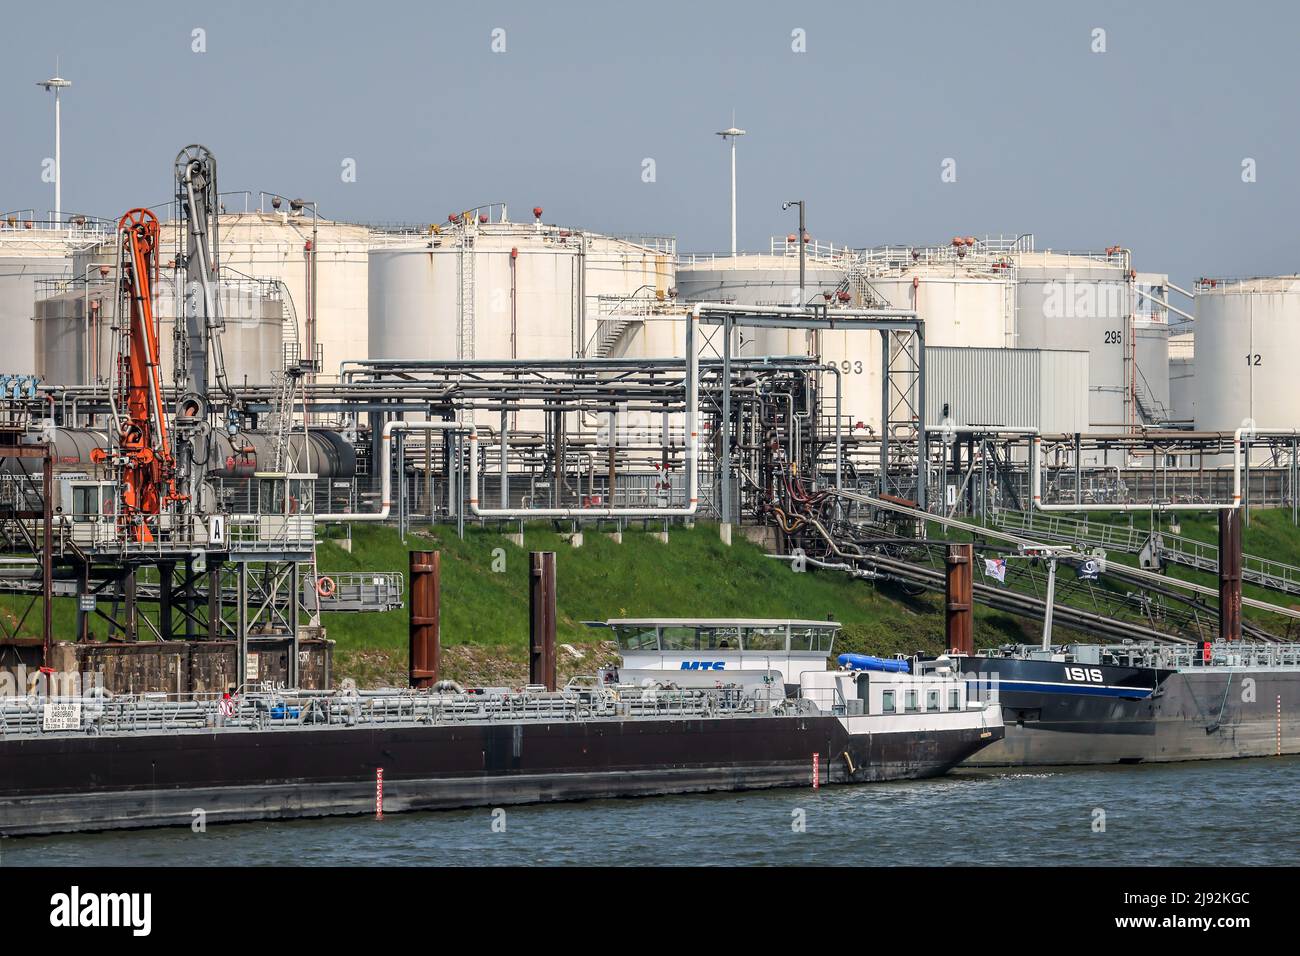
[169,211,369,379]
[675,248,874,426]
[0,218,112,374]
[33,276,286,387]
[1013,249,1138,430]
[1168,332,1194,424]
[1193,277,1300,431]
[368,218,674,364]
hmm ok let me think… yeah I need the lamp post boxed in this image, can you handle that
[37,72,72,224]
[715,123,746,256]
[782,200,806,306]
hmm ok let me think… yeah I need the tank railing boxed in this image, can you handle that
[1193,276,1298,292]
[769,236,858,260]
[0,212,116,238]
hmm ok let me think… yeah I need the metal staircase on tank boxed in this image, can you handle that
[586,288,656,358]
[992,509,1300,598]
[839,255,890,308]
[1132,364,1172,425]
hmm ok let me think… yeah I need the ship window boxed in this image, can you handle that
[882,690,896,714]
[904,689,918,713]
[812,628,837,653]
[661,626,706,651]
[743,626,787,651]
[698,625,741,649]
[949,688,962,710]
[927,690,940,712]
[613,625,659,651]
[789,626,816,651]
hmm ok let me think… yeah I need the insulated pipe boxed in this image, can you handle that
[1031,433,1247,512]
[319,419,472,522]
[467,306,701,518]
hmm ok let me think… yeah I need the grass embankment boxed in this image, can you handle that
[928,508,1300,638]
[317,522,1030,686]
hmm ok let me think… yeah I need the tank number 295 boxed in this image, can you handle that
[1103,331,1123,344]
[1064,667,1104,683]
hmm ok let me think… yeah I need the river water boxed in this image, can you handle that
[5,757,1296,867]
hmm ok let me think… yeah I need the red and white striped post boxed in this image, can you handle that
[1278,696,1283,757]
[812,753,820,789]
[375,767,384,819]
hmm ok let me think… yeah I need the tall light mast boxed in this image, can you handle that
[36,71,72,223]
[716,121,746,256]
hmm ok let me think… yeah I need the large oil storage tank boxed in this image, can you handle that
[367,215,674,364]
[33,276,286,387]
[168,211,370,378]
[1012,249,1160,430]
[862,244,1016,350]
[1,218,112,375]
[1168,332,1194,424]
[1193,277,1300,431]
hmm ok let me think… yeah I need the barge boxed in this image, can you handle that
[0,619,1003,836]
[949,640,1300,765]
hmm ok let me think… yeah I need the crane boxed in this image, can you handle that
[92,208,181,541]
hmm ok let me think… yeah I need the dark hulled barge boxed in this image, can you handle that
[948,640,1300,765]
[0,620,1003,836]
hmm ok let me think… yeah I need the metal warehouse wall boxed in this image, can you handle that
[924,346,1089,433]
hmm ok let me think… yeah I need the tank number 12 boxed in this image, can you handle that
[1246,353,1262,366]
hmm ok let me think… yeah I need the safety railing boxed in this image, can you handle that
[0,681,791,738]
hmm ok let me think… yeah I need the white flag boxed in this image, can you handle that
[983,558,1007,583]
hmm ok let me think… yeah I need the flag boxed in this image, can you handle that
[983,558,1007,583]
[1076,558,1100,581]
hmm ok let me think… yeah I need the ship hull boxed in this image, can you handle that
[953,656,1300,766]
[0,714,1000,836]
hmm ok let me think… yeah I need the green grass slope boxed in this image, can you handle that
[317,522,1030,684]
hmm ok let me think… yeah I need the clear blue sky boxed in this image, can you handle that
[2,0,1294,286]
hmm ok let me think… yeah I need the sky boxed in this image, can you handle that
[1,0,1295,287]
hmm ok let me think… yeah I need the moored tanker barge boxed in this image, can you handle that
[948,640,1300,765]
[0,620,1003,836]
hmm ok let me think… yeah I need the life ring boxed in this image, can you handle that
[315,576,337,598]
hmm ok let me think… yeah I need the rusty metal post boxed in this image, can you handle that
[42,449,53,666]
[529,551,557,691]
[1218,509,1242,642]
[945,543,973,655]
[408,550,440,688]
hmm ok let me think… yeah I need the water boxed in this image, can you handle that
[4,757,1297,867]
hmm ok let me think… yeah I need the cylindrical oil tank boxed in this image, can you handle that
[1012,250,1136,430]
[33,277,285,387]
[170,212,370,379]
[1168,332,1194,424]
[867,264,1014,348]
[677,252,882,427]
[1,221,112,374]
[1134,320,1171,422]
[368,221,674,364]
[32,427,355,479]
[1193,277,1300,431]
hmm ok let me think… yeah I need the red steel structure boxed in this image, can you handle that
[91,208,180,541]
